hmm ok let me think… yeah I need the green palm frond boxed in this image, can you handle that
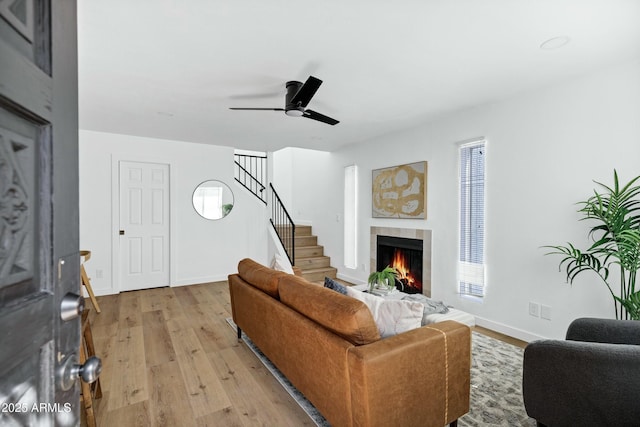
[544,243,611,287]
[616,291,640,320]
[546,170,640,320]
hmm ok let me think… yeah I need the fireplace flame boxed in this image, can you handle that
[392,249,415,286]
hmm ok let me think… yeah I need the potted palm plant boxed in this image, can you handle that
[368,266,400,293]
[546,170,640,320]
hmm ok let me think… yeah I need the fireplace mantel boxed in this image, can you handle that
[370,226,432,297]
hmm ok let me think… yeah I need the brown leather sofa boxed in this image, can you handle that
[228,258,471,427]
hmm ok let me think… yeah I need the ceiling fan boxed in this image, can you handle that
[229,76,339,126]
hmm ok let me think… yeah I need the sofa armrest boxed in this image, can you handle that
[347,321,470,427]
[523,339,640,426]
[566,317,640,345]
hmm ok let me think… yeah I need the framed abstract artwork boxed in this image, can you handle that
[372,161,427,219]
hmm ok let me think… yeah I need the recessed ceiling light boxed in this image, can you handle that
[540,36,571,50]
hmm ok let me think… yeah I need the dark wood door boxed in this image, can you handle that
[0,1,83,425]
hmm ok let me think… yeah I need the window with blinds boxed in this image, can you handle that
[344,165,358,269]
[459,140,486,297]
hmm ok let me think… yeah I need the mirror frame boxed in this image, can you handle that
[192,179,234,220]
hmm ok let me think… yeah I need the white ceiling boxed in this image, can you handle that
[78,0,640,153]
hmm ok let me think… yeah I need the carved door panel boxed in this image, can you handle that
[0,1,83,426]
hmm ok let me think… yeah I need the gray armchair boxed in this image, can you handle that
[522,318,640,427]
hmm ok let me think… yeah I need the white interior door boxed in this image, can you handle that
[119,161,170,291]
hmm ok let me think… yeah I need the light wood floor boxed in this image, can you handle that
[474,325,527,349]
[86,281,315,427]
[84,281,526,426]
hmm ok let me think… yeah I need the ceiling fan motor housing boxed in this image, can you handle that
[285,81,304,115]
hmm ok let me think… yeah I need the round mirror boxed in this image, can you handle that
[192,180,234,220]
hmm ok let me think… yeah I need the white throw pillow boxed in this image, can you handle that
[346,287,423,338]
[270,253,295,275]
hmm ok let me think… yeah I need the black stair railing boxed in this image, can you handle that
[269,183,295,265]
[234,153,267,204]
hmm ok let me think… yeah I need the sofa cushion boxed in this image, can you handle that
[401,294,449,325]
[237,258,288,299]
[346,287,424,338]
[279,275,381,346]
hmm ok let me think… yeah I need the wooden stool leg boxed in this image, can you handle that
[82,311,102,399]
[81,264,101,313]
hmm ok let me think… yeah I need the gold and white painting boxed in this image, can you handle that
[372,161,427,219]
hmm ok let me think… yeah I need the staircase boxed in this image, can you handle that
[233,152,338,283]
[294,225,337,284]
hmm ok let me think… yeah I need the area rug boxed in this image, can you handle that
[461,332,536,427]
[225,318,535,426]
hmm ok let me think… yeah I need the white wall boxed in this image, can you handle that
[277,60,640,341]
[79,130,268,295]
[271,147,337,256]
[271,148,293,210]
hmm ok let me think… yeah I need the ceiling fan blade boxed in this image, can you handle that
[228,91,282,100]
[291,76,322,108]
[303,109,339,126]
[229,107,285,111]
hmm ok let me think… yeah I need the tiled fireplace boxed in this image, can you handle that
[370,227,432,297]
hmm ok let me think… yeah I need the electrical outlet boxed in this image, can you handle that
[540,305,552,320]
[529,302,540,317]
[95,269,103,279]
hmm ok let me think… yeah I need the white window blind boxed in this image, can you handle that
[459,140,486,297]
[344,165,358,269]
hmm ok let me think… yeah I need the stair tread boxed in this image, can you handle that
[295,247,324,257]
[300,267,337,273]
[296,255,330,261]
[295,255,331,271]
[294,236,318,245]
[279,225,336,280]
[301,269,337,279]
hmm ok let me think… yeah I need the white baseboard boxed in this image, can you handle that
[84,276,229,297]
[474,316,547,343]
[172,275,230,287]
[87,287,116,297]
[336,272,366,286]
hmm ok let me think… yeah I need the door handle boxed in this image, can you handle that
[73,356,102,384]
[57,354,102,391]
[119,230,125,235]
